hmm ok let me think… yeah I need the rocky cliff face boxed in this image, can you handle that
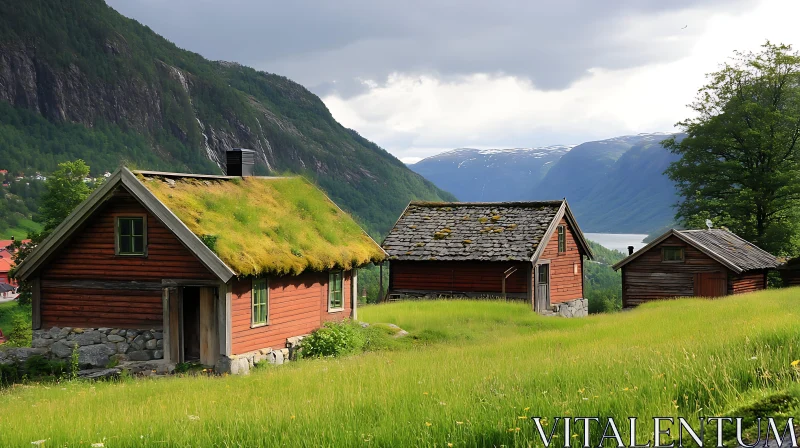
[0,0,455,234]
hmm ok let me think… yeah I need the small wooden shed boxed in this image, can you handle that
[613,229,777,308]
[382,200,594,316]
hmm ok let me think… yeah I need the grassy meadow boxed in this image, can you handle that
[0,291,799,446]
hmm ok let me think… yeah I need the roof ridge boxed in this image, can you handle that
[409,200,565,207]
[134,170,295,180]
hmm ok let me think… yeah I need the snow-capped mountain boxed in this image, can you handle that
[409,145,574,203]
[409,134,682,233]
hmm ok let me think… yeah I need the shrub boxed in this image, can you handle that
[6,312,32,347]
[300,321,365,358]
[24,355,67,378]
[0,362,19,385]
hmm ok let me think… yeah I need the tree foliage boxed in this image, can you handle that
[38,160,92,232]
[11,160,98,305]
[664,42,800,255]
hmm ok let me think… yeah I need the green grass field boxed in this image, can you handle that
[0,292,799,446]
[0,218,42,239]
[0,300,20,336]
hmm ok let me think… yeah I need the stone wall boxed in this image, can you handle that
[550,298,588,318]
[31,327,164,368]
[215,335,307,375]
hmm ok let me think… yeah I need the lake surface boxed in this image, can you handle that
[584,233,649,254]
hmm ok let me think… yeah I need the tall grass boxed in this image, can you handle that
[0,291,798,446]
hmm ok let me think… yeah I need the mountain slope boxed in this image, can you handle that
[0,0,455,235]
[570,138,680,232]
[410,134,679,233]
[409,146,572,202]
[531,135,651,202]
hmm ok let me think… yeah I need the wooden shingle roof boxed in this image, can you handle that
[613,229,777,273]
[382,200,592,262]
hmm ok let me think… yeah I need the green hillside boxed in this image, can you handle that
[0,0,455,235]
[1,294,798,445]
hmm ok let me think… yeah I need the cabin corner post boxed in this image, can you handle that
[218,281,232,357]
[351,269,358,320]
[526,263,533,309]
[31,276,41,330]
[161,287,171,363]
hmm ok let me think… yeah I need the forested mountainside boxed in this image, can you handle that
[0,0,455,236]
[410,146,572,202]
[410,134,680,234]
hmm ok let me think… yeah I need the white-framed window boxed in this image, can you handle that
[252,278,268,326]
[328,271,344,311]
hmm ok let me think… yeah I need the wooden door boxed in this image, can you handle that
[199,287,219,366]
[694,272,727,297]
[535,264,550,312]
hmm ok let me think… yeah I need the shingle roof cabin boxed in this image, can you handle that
[382,200,594,316]
[612,228,777,307]
[15,163,384,372]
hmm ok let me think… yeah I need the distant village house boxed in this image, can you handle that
[382,200,594,317]
[613,229,777,307]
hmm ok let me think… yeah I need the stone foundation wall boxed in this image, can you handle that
[550,298,588,318]
[31,327,164,368]
[215,335,307,375]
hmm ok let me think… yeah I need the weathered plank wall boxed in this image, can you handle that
[230,271,351,354]
[389,261,529,294]
[730,271,767,294]
[621,235,729,307]
[540,217,584,304]
[39,188,215,328]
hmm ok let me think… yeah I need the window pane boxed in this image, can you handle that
[663,247,683,261]
[120,236,131,253]
[539,265,549,283]
[132,218,143,235]
[120,218,131,236]
[329,272,343,308]
[133,236,143,254]
[252,279,267,324]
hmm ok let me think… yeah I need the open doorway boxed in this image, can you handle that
[182,287,201,362]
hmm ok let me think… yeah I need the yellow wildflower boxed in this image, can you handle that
[425,422,432,427]
[791,360,799,367]
[448,444,453,447]
[523,407,530,411]
[456,421,463,425]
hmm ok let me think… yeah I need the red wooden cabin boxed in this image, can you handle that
[15,153,384,372]
[613,229,777,308]
[382,201,594,316]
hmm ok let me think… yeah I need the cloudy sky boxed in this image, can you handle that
[108,0,800,163]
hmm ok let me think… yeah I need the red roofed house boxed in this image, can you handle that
[0,239,30,287]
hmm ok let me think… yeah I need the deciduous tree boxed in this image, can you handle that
[664,42,800,255]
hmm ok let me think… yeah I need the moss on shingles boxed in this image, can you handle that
[143,176,385,276]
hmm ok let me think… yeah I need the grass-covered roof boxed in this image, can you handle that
[139,173,385,276]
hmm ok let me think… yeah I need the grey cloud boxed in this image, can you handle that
[108,0,753,97]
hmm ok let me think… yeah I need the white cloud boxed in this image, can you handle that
[323,0,800,160]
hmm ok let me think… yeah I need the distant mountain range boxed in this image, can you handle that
[410,134,682,234]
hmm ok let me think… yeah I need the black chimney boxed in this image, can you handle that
[226,148,256,177]
[627,245,634,255]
